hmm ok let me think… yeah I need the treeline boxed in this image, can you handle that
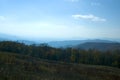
[0,41,120,68]
[1,52,120,80]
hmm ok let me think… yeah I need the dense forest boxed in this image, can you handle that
[0,41,120,80]
[0,41,120,68]
[1,51,120,80]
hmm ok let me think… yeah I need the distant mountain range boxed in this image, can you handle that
[0,33,42,45]
[47,40,120,51]
[74,42,120,51]
[47,39,117,48]
[0,33,21,41]
[0,33,120,51]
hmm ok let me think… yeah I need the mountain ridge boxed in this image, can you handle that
[74,42,120,51]
[47,39,118,48]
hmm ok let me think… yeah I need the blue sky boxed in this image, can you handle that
[0,0,120,41]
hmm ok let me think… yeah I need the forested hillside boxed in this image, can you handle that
[0,41,120,68]
[0,41,120,80]
[0,51,120,80]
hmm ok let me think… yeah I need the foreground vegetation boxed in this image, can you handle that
[0,51,120,80]
[0,41,120,80]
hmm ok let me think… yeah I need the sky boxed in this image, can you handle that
[0,0,120,41]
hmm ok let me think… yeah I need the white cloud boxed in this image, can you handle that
[72,14,106,22]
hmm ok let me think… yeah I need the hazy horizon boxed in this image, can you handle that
[0,32,120,43]
[0,0,120,41]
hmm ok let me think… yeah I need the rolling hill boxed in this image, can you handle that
[74,42,120,51]
[0,51,120,80]
[47,39,117,48]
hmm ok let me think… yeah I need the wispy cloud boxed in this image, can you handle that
[65,0,79,2]
[91,2,101,6]
[72,14,106,22]
[0,16,6,21]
